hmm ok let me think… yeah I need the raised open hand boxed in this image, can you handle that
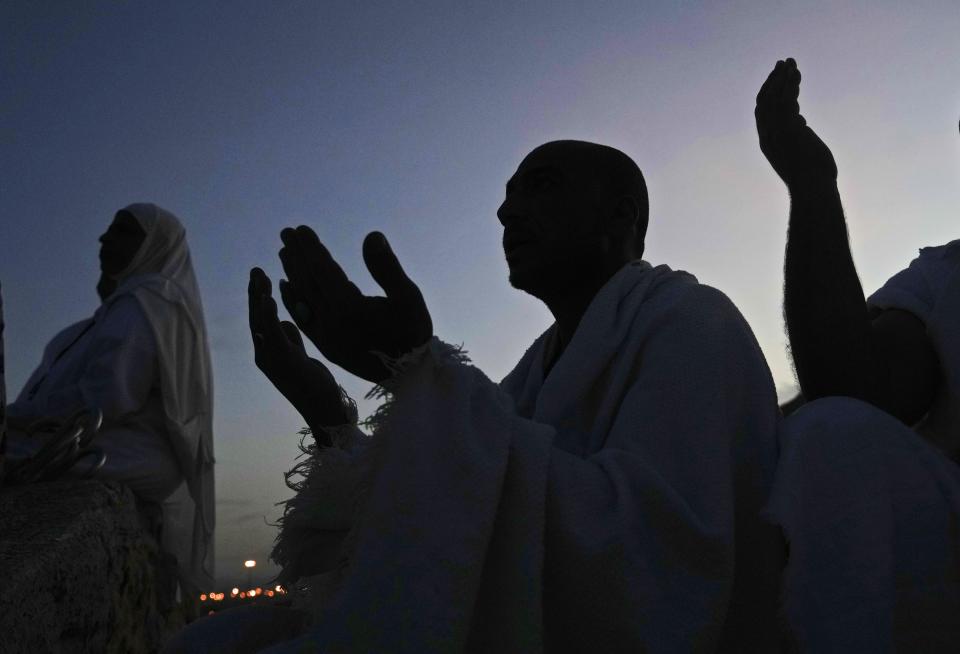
[277,227,432,384]
[755,58,838,188]
[248,267,351,437]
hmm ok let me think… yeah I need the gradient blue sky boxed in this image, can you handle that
[3,1,959,587]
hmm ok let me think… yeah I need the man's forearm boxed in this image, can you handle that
[784,180,874,400]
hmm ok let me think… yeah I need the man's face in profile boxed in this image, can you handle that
[497,143,605,297]
[99,210,146,276]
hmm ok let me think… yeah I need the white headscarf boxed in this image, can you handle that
[109,202,215,593]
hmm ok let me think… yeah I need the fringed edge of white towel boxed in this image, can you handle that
[361,337,470,433]
[270,385,362,586]
[270,339,470,620]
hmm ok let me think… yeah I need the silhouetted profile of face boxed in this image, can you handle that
[97,210,146,299]
[99,210,146,275]
[497,140,648,299]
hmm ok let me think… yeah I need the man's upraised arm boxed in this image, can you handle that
[756,59,938,421]
[783,180,875,400]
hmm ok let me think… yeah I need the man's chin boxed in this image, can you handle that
[508,254,603,300]
[508,265,552,298]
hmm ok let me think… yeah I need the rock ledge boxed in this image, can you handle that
[0,480,176,653]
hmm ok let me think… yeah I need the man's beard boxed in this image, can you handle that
[507,247,605,300]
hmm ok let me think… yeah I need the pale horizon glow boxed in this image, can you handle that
[3,2,959,583]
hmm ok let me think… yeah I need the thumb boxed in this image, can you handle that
[362,232,421,302]
[279,321,307,354]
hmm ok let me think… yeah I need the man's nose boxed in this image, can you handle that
[497,196,521,227]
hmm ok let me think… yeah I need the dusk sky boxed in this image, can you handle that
[3,1,959,587]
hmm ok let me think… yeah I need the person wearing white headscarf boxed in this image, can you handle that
[6,203,215,597]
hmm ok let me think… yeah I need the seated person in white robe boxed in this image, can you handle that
[167,140,784,653]
[6,203,215,600]
[755,58,960,651]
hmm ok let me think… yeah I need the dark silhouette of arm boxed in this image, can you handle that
[248,267,355,446]
[866,305,939,425]
[783,180,874,400]
[757,59,939,424]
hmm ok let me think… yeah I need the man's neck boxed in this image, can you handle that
[96,274,117,302]
[540,258,629,359]
[544,285,596,352]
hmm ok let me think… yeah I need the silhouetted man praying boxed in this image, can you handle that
[756,58,960,651]
[169,141,784,653]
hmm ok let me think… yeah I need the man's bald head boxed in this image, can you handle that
[522,140,649,249]
[498,140,649,299]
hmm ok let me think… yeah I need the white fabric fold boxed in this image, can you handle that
[118,202,216,595]
[764,240,960,651]
[109,203,215,594]
[270,260,782,653]
[7,297,181,503]
[868,239,960,456]
[764,397,960,651]
[6,204,213,595]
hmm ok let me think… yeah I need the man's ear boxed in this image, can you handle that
[605,195,640,238]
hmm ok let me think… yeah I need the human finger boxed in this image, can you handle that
[755,64,781,145]
[786,57,800,83]
[279,320,308,356]
[756,59,785,112]
[248,269,293,362]
[362,232,422,303]
[780,58,801,109]
[279,278,323,344]
[248,267,272,337]
[293,225,362,306]
[258,291,289,348]
[278,230,349,315]
[767,60,794,113]
[250,271,285,342]
[290,226,351,285]
[279,228,323,303]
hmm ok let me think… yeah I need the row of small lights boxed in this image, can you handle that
[199,560,286,609]
[200,584,286,603]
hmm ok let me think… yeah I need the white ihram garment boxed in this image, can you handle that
[7,296,180,502]
[8,203,215,595]
[268,261,783,653]
[764,241,960,652]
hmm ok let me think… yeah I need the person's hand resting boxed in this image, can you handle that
[756,58,838,188]
[277,226,432,384]
[5,414,63,435]
[249,267,352,444]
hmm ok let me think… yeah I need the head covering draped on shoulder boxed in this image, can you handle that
[110,202,215,593]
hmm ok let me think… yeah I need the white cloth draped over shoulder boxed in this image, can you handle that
[270,261,783,653]
[8,203,215,594]
[115,203,216,595]
[764,397,960,652]
[7,296,181,502]
[762,242,960,651]
[868,239,960,456]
